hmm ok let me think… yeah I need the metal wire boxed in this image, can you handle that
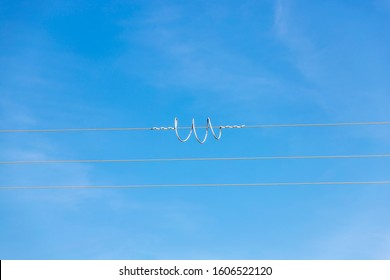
[174,117,225,143]
[174,118,193,142]
[191,118,209,144]
[0,127,153,133]
[2,121,388,133]
[1,181,389,190]
[208,118,223,140]
[1,154,390,165]
[243,121,390,128]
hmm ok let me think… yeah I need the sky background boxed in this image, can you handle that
[1,0,390,259]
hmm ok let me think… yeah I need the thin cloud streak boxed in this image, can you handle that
[118,3,277,101]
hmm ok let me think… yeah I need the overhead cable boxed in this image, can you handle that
[1,153,390,165]
[1,118,390,143]
[1,181,389,190]
[242,121,390,128]
[2,120,389,134]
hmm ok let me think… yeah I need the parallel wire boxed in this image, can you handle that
[0,127,152,133]
[242,121,390,129]
[2,154,390,165]
[1,181,390,190]
[1,121,390,133]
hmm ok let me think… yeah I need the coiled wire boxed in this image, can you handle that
[174,117,243,144]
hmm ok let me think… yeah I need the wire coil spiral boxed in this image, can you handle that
[173,117,244,144]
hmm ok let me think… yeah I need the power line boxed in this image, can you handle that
[0,127,152,133]
[1,121,390,133]
[1,153,390,165]
[1,181,389,190]
[243,121,390,129]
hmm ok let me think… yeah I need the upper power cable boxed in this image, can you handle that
[1,118,390,143]
[1,180,390,190]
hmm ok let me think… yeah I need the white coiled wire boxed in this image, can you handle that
[174,117,244,144]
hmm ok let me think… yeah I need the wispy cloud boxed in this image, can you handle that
[118,3,276,102]
[273,0,390,138]
[0,22,99,199]
[315,219,390,259]
[274,0,325,83]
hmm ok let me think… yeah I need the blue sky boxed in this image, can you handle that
[1,0,390,259]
